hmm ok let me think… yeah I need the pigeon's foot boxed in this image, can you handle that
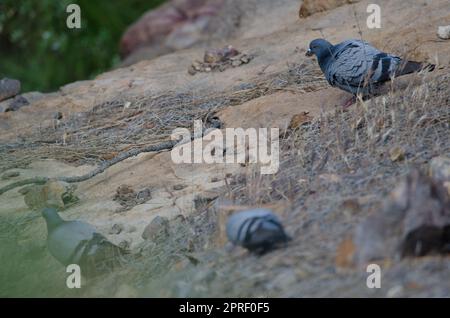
[342,96,356,108]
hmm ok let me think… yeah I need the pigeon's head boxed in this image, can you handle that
[41,207,64,231]
[306,39,333,59]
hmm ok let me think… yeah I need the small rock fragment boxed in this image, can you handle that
[188,46,251,75]
[109,223,124,235]
[299,0,361,18]
[142,215,169,241]
[137,188,152,202]
[240,55,250,64]
[0,78,21,102]
[354,169,450,266]
[192,61,202,71]
[387,285,404,298]
[114,284,138,298]
[204,45,239,64]
[19,186,32,195]
[288,112,313,130]
[437,25,450,40]
[188,66,197,75]
[1,171,20,180]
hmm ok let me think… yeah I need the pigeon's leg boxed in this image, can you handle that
[342,96,356,108]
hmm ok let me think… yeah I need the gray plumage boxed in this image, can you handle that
[226,208,290,254]
[42,208,126,277]
[306,38,434,96]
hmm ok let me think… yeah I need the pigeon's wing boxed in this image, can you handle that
[226,209,279,245]
[47,221,96,265]
[327,40,401,94]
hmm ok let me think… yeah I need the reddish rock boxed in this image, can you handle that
[120,0,226,58]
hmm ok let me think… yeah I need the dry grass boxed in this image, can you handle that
[122,71,450,298]
[0,59,325,172]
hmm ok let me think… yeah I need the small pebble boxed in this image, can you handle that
[137,188,152,201]
[437,25,450,40]
[173,184,186,191]
[232,60,242,67]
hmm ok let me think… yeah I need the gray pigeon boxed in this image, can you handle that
[42,208,126,277]
[306,38,434,98]
[226,208,291,254]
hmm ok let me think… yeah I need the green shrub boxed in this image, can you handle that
[0,0,165,92]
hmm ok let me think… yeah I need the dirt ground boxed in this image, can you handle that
[0,0,449,297]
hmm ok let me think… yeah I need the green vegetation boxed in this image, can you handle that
[0,0,166,93]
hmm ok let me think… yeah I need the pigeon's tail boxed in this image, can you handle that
[396,60,436,77]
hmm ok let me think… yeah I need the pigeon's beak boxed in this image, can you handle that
[305,49,313,57]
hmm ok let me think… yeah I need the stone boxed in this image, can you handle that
[288,112,313,130]
[437,25,450,40]
[335,237,356,269]
[113,185,151,212]
[109,223,124,235]
[142,215,170,241]
[4,95,29,112]
[389,146,405,162]
[137,188,152,202]
[1,171,20,180]
[23,180,78,211]
[120,0,226,59]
